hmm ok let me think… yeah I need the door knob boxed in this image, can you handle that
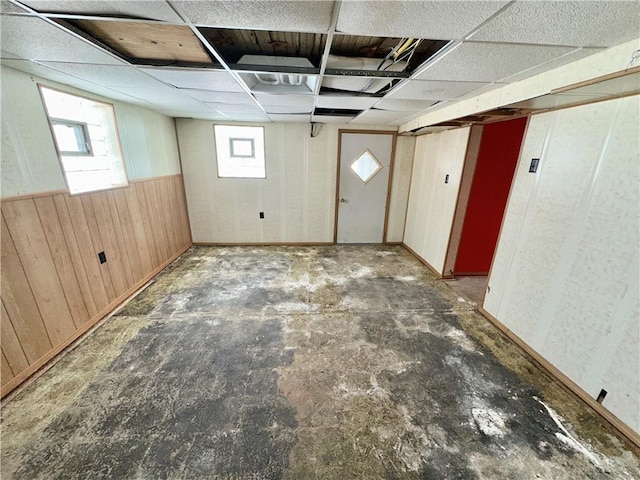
[340,198,348,203]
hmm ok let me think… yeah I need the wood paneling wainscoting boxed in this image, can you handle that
[0,174,192,396]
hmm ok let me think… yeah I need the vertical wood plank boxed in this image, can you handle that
[53,194,98,317]
[1,351,14,385]
[2,202,76,345]
[0,215,53,362]
[112,189,143,283]
[134,182,160,269]
[168,177,183,248]
[124,186,153,275]
[1,301,30,376]
[161,177,179,253]
[34,196,89,328]
[106,191,135,288]
[88,193,128,298]
[65,195,111,310]
[143,180,170,262]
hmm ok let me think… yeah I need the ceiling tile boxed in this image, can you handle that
[205,102,264,114]
[20,0,183,22]
[386,112,425,126]
[2,58,97,88]
[39,62,164,87]
[263,104,312,114]
[351,109,411,124]
[388,79,489,101]
[110,84,212,111]
[2,0,30,13]
[373,98,438,111]
[178,1,333,32]
[1,15,123,64]
[415,42,575,83]
[1,50,21,59]
[311,115,353,124]
[160,109,228,120]
[1,59,149,103]
[499,47,604,83]
[183,90,255,104]
[336,1,509,40]
[268,114,311,123]
[317,95,378,110]
[140,67,245,91]
[254,93,315,108]
[221,112,271,122]
[471,1,640,47]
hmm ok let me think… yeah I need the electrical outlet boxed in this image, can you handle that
[596,389,607,404]
[529,158,540,173]
[259,212,264,219]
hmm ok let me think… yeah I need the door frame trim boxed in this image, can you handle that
[334,129,398,244]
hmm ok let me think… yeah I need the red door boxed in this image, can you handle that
[454,117,527,275]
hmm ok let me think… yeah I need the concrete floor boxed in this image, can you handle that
[443,276,488,305]
[2,246,639,479]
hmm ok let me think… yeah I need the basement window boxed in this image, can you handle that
[39,86,128,195]
[214,125,266,178]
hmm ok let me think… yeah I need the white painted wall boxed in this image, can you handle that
[1,66,181,198]
[403,127,470,274]
[484,95,640,433]
[177,121,407,244]
[386,135,415,243]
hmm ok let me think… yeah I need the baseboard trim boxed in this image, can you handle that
[401,243,444,279]
[478,307,640,451]
[1,242,192,399]
[193,242,335,246]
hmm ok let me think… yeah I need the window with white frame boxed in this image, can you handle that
[39,86,128,195]
[214,125,265,178]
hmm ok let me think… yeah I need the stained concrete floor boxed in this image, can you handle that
[2,246,639,479]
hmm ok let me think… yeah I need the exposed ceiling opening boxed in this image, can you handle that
[65,19,217,66]
[199,28,326,68]
[313,107,362,117]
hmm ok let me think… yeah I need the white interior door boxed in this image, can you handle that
[337,132,393,243]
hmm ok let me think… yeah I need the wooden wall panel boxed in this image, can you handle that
[2,200,76,345]
[80,195,117,302]
[1,216,53,362]
[63,195,110,312]
[1,301,29,375]
[53,194,99,318]
[1,351,13,383]
[34,196,89,328]
[133,183,160,270]
[123,187,153,275]
[0,175,191,394]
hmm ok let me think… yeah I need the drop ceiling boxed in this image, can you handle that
[1,0,638,126]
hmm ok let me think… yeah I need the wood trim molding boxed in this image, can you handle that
[0,189,69,203]
[478,307,640,452]
[1,174,184,203]
[382,132,398,243]
[0,242,192,399]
